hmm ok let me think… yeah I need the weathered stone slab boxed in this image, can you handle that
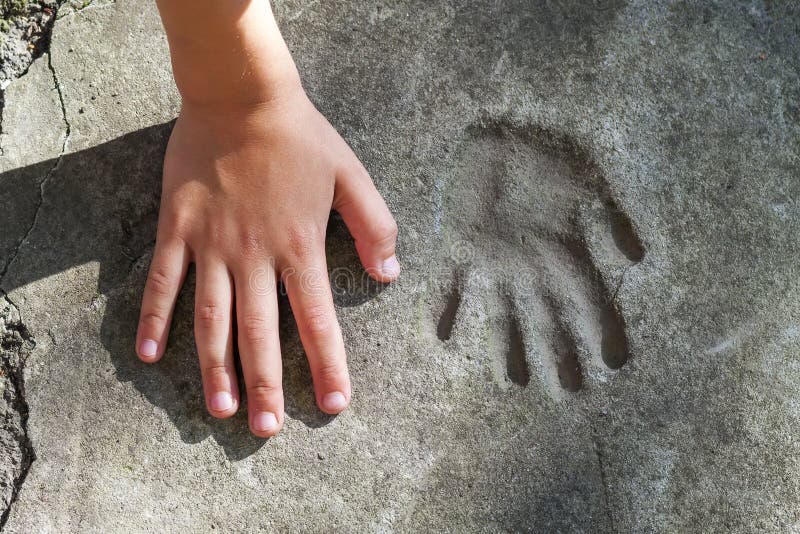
[0,0,798,531]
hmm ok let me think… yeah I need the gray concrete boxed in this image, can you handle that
[0,0,798,531]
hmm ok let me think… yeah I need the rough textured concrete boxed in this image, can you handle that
[0,0,798,531]
[0,0,59,87]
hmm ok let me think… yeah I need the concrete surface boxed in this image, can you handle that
[0,0,798,531]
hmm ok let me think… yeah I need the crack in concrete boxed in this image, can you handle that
[0,289,36,529]
[610,263,632,307]
[0,93,4,158]
[0,52,71,287]
[0,1,67,159]
[590,417,615,533]
[0,24,71,528]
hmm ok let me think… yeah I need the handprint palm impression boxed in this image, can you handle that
[436,119,644,397]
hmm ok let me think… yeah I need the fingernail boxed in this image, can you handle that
[210,392,233,412]
[253,412,279,433]
[322,392,349,413]
[382,255,401,278]
[140,339,158,359]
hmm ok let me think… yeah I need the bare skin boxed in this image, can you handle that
[136,0,399,437]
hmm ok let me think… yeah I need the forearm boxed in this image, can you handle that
[156,0,301,108]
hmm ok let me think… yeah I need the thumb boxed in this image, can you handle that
[333,160,400,283]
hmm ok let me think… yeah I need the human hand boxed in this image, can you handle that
[134,87,399,437]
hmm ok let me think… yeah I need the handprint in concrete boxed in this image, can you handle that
[434,118,644,396]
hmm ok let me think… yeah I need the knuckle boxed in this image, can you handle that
[201,362,230,379]
[204,224,230,251]
[172,221,193,244]
[161,210,193,241]
[145,265,175,298]
[315,359,348,383]
[303,304,333,335]
[195,302,227,331]
[372,219,399,246]
[246,379,282,403]
[139,310,168,330]
[285,224,320,264]
[238,228,266,260]
[239,313,274,345]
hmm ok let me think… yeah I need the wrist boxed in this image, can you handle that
[159,0,301,108]
[178,82,310,127]
[171,48,302,109]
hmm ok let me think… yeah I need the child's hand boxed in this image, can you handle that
[134,86,399,437]
[139,0,400,437]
